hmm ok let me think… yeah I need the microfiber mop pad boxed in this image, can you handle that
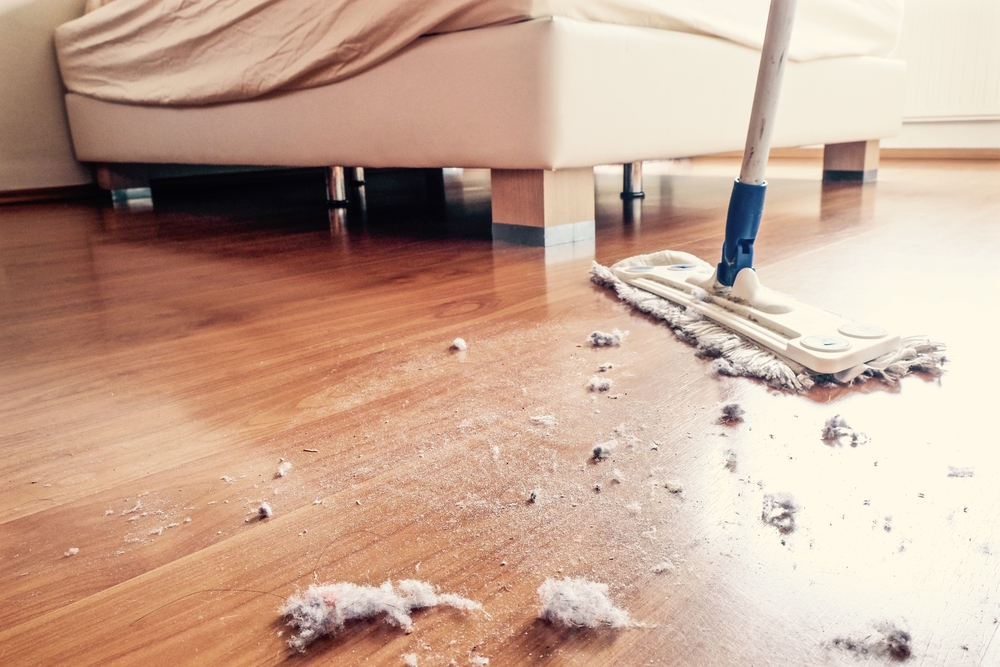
[591,251,946,392]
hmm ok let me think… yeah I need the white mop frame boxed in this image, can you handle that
[610,251,901,375]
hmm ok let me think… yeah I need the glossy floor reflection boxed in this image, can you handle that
[1,157,998,666]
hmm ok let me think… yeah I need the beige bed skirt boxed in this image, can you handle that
[64,18,905,171]
[57,0,903,106]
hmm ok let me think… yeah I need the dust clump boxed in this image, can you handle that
[587,376,613,392]
[689,285,713,303]
[402,653,419,666]
[696,339,725,359]
[829,622,912,661]
[282,580,483,651]
[592,439,618,461]
[276,461,292,477]
[588,329,628,347]
[121,500,143,516]
[720,403,745,423]
[64,548,79,557]
[258,502,273,519]
[469,658,489,666]
[822,415,868,446]
[710,357,740,377]
[651,560,676,574]
[530,415,557,427]
[611,469,625,484]
[451,338,468,351]
[947,466,974,478]
[762,493,798,534]
[724,449,738,472]
[537,577,633,628]
[664,481,683,494]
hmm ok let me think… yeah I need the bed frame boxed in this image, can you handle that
[64,17,903,245]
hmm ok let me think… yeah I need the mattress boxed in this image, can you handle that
[55,0,903,106]
[64,18,905,169]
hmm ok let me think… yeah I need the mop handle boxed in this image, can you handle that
[717,0,798,286]
[740,0,798,185]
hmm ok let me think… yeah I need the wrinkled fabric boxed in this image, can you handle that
[55,0,903,106]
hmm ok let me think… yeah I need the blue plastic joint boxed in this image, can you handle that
[717,178,767,287]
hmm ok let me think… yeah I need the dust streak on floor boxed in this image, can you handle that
[1,157,999,666]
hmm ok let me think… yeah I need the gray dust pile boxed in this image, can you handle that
[282,580,483,651]
[537,577,634,628]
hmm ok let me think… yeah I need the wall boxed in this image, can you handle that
[0,0,92,193]
[883,0,1000,149]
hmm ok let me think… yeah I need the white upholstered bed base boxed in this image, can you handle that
[65,17,903,170]
[64,17,904,245]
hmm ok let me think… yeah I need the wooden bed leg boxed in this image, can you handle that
[326,166,348,207]
[823,140,879,183]
[96,163,151,208]
[490,168,595,246]
[621,162,645,199]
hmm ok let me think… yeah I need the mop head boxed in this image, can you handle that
[281,580,483,651]
[591,250,946,392]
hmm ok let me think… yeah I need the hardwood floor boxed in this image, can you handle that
[1,157,998,666]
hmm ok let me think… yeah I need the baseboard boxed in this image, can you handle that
[0,183,103,206]
[705,147,1000,160]
[880,148,1000,160]
[768,147,824,159]
[699,146,1000,160]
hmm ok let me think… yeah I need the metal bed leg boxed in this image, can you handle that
[621,162,645,199]
[348,167,368,224]
[326,166,348,207]
[623,197,642,227]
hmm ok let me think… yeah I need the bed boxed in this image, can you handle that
[55,0,906,245]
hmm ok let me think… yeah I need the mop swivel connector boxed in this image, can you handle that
[717,178,767,287]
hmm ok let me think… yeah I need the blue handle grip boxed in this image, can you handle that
[717,178,767,287]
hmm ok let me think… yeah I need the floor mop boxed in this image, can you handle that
[591,0,945,391]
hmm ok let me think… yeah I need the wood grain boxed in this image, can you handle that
[2,157,999,666]
[491,168,595,227]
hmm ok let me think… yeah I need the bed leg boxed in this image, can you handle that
[621,162,645,199]
[326,166,348,207]
[823,140,879,183]
[490,168,595,247]
[96,163,151,209]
